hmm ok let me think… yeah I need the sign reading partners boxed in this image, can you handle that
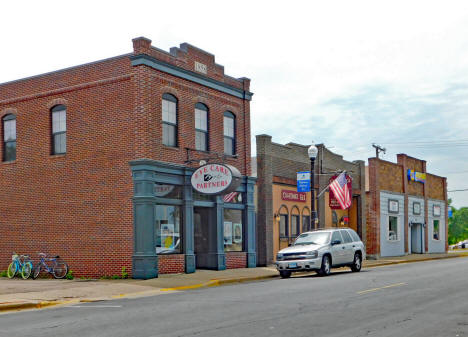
[329,174,353,209]
[297,171,311,192]
[191,163,241,195]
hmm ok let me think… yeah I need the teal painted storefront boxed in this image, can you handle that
[131,159,256,279]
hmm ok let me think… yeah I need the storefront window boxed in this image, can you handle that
[224,209,243,252]
[222,192,242,203]
[154,184,182,199]
[279,214,288,237]
[302,215,310,232]
[193,191,215,201]
[155,205,181,254]
[291,215,300,238]
[433,220,440,240]
[388,216,398,241]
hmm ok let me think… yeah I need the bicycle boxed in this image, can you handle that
[32,253,68,279]
[7,253,33,279]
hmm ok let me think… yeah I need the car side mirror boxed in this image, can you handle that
[331,240,341,246]
[288,243,292,247]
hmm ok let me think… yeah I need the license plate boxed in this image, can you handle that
[288,262,297,268]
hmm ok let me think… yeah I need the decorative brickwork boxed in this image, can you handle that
[158,255,185,274]
[225,252,247,269]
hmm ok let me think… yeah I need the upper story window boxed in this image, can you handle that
[162,93,178,147]
[195,103,208,151]
[223,111,235,155]
[2,114,16,162]
[51,105,67,154]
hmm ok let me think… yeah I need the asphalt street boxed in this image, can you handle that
[2,257,468,337]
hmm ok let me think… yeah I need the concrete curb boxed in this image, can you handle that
[0,300,66,313]
[364,253,468,268]
[160,273,278,291]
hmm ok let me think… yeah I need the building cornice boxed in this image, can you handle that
[130,54,253,101]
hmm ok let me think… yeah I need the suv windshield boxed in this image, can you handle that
[294,232,331,246]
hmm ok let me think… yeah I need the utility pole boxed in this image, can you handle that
[372,143,386,158]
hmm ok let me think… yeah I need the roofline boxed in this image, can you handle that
[0,53,132,88]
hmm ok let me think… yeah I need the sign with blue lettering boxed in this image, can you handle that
[448,208,453,218]
[297,171,311,192]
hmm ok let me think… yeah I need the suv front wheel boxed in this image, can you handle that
[351,253,362,272]
[318,255,331,276]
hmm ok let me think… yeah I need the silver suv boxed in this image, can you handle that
[275,228,366,278]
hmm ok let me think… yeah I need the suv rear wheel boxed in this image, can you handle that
[318,255,331,276]
[351,253,362,272]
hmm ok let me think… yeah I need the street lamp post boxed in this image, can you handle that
[308,144,318,230]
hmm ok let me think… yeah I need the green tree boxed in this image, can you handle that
[448,200,468,245]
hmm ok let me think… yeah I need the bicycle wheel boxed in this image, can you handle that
[21,262,33,279]
[32,263,42,279]
[7,262,17,279]
[53,262,68,279]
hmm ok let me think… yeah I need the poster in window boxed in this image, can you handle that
[413,202,421,215]
[388,199,399,213]
[433,205,441,217]
[224,221,232,245]
[161,223,175,249]
[233,223,242,243]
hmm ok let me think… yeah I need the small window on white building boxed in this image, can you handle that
[388,216,398,241]
[433,219,440,240]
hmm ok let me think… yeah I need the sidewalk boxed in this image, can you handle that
[1,252,467,313]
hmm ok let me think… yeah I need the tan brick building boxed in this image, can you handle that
[366,154,448,258]
[254,135,366,266]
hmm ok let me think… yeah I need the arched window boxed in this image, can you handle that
[302,207,311,232]
[223,111,235,155]
[51,105,66,154]
[195,103,208,151]
[291,207,300,238]
[278,205,289,238]
[2,114,16,162]
[162,93,178,147]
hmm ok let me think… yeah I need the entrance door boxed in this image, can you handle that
[411,223,423,254]
[194,207,216,269]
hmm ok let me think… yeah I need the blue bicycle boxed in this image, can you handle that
[32,253,68,279]
[7,253,33,279]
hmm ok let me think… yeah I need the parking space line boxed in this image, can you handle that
[357,282,407,295]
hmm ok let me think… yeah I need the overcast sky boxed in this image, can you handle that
[1,1,468,207]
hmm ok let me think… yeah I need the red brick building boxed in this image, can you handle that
[366,154,448,258]
[0,37,256,278]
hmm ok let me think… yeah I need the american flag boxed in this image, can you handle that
[329,172,351,209]
[223,192,238,203]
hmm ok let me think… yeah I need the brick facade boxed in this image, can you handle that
[225,252,247,269]
[0,37,252,277]
[366,154,448,257]
[158,254,185,274]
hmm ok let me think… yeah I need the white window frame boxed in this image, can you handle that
[387,215,400,242]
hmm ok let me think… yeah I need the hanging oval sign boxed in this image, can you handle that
[191,163,242,195]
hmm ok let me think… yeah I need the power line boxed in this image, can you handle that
[379,139,468,145]
[448,189,468,192]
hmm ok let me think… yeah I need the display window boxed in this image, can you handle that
[388,216,399,241]
[224,209,243,252]
[433,220,440,240]
[155,205,182,254]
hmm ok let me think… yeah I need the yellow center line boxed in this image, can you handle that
[357,282,407,295]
